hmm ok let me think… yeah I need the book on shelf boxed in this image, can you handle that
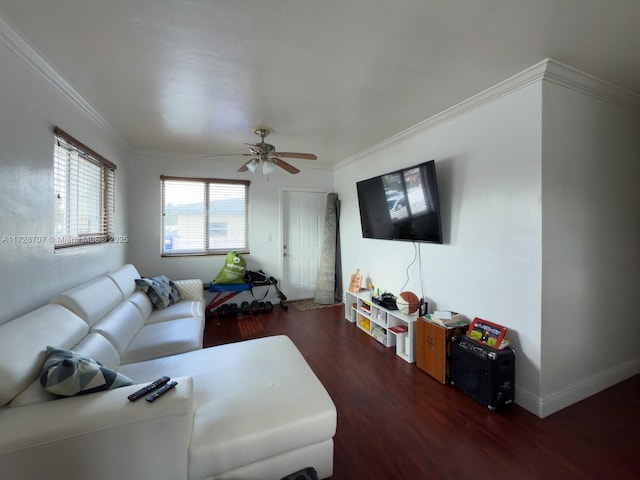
[388,325,408,334]
[372,326,387,345]
[467,317,508,349]
[433,310,459,320]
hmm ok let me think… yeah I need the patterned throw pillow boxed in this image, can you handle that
[135,275,183,310]
[39,346,134,397]
[154,275,183,303]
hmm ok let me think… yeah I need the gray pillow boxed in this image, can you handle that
[154,275,183,303]
[39,346,134,397]
[135,275,182,310]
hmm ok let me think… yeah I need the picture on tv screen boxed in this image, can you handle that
[356,160,442,243]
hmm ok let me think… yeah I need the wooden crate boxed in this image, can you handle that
[416,318,467,384]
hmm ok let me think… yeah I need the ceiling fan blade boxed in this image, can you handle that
[272,158,300,174]
[273,151,317,160]
[204,153,253,159]
[237,158,258,172]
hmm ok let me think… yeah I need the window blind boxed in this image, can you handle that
[53,128,116,248]
[161,176,250,256]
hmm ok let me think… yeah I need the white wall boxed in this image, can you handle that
[335,81,544,405]
[540,79,640,415]
[126,152,333,285]
[334,60,640,417]
[0,28,128,326]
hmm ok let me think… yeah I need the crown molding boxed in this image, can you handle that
[543,58,640,108]
[0,13,127,146]
[335,58,640,170]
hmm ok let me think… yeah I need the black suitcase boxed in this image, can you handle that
[450,335,515,410]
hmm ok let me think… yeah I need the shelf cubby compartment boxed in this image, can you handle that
[359,301,372,317]
[374,308,388,327]
[348,302,358,322]
[356,313,371,334]
[371,326,387,346]
[370,309,387,329]
[395,332,408,357]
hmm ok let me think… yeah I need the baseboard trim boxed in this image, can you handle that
[540,358,640,418]
[513,386,543,417]
[516,357,640,418]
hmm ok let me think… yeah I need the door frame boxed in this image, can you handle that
[279,187,330,300]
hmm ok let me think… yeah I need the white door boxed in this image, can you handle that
[281,190,327,300]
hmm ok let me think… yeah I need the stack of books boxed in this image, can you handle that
[428,311,468,328]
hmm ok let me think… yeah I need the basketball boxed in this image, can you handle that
[396,291,419,315]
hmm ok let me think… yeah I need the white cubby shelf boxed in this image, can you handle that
[344,289,418,363]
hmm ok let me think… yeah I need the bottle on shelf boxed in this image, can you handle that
[365,272,373,292]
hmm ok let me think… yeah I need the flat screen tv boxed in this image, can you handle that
[356,160,442,244]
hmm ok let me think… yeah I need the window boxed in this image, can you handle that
[53,127,116,249]
[161,176,250,256]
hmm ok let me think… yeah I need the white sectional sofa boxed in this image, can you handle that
[0,264,337,480]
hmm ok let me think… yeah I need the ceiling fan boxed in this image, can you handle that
[204,127,317,174]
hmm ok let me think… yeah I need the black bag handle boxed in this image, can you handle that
[249,283,271,301]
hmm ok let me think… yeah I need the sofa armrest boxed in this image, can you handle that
[175,278,204,300]
[0,376,194,480]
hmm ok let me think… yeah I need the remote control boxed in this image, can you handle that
[127,376,170,401]
[146,381,178,403]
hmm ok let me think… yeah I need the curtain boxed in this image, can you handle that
[314,193,341,304]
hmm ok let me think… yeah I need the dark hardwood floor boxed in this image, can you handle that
[204,304,640,480]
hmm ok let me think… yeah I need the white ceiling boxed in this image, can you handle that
[1,0,639,168]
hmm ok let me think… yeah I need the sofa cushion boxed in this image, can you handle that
[147,299,205,325]
[73,332,122,370]
[90,301,146,357]
[40,346,134,397]
[120,317,204,364]
[135,276,182,310]
[128,290,204,325]
[106,264,141,298]
[7,378,59,407]
[118,336,337,480]
[127,291,155,320]
[51,275,123,327]
[0,304,89,407]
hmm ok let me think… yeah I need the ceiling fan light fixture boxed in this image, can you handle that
[246,158,259,172]
[262,160,275,175]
